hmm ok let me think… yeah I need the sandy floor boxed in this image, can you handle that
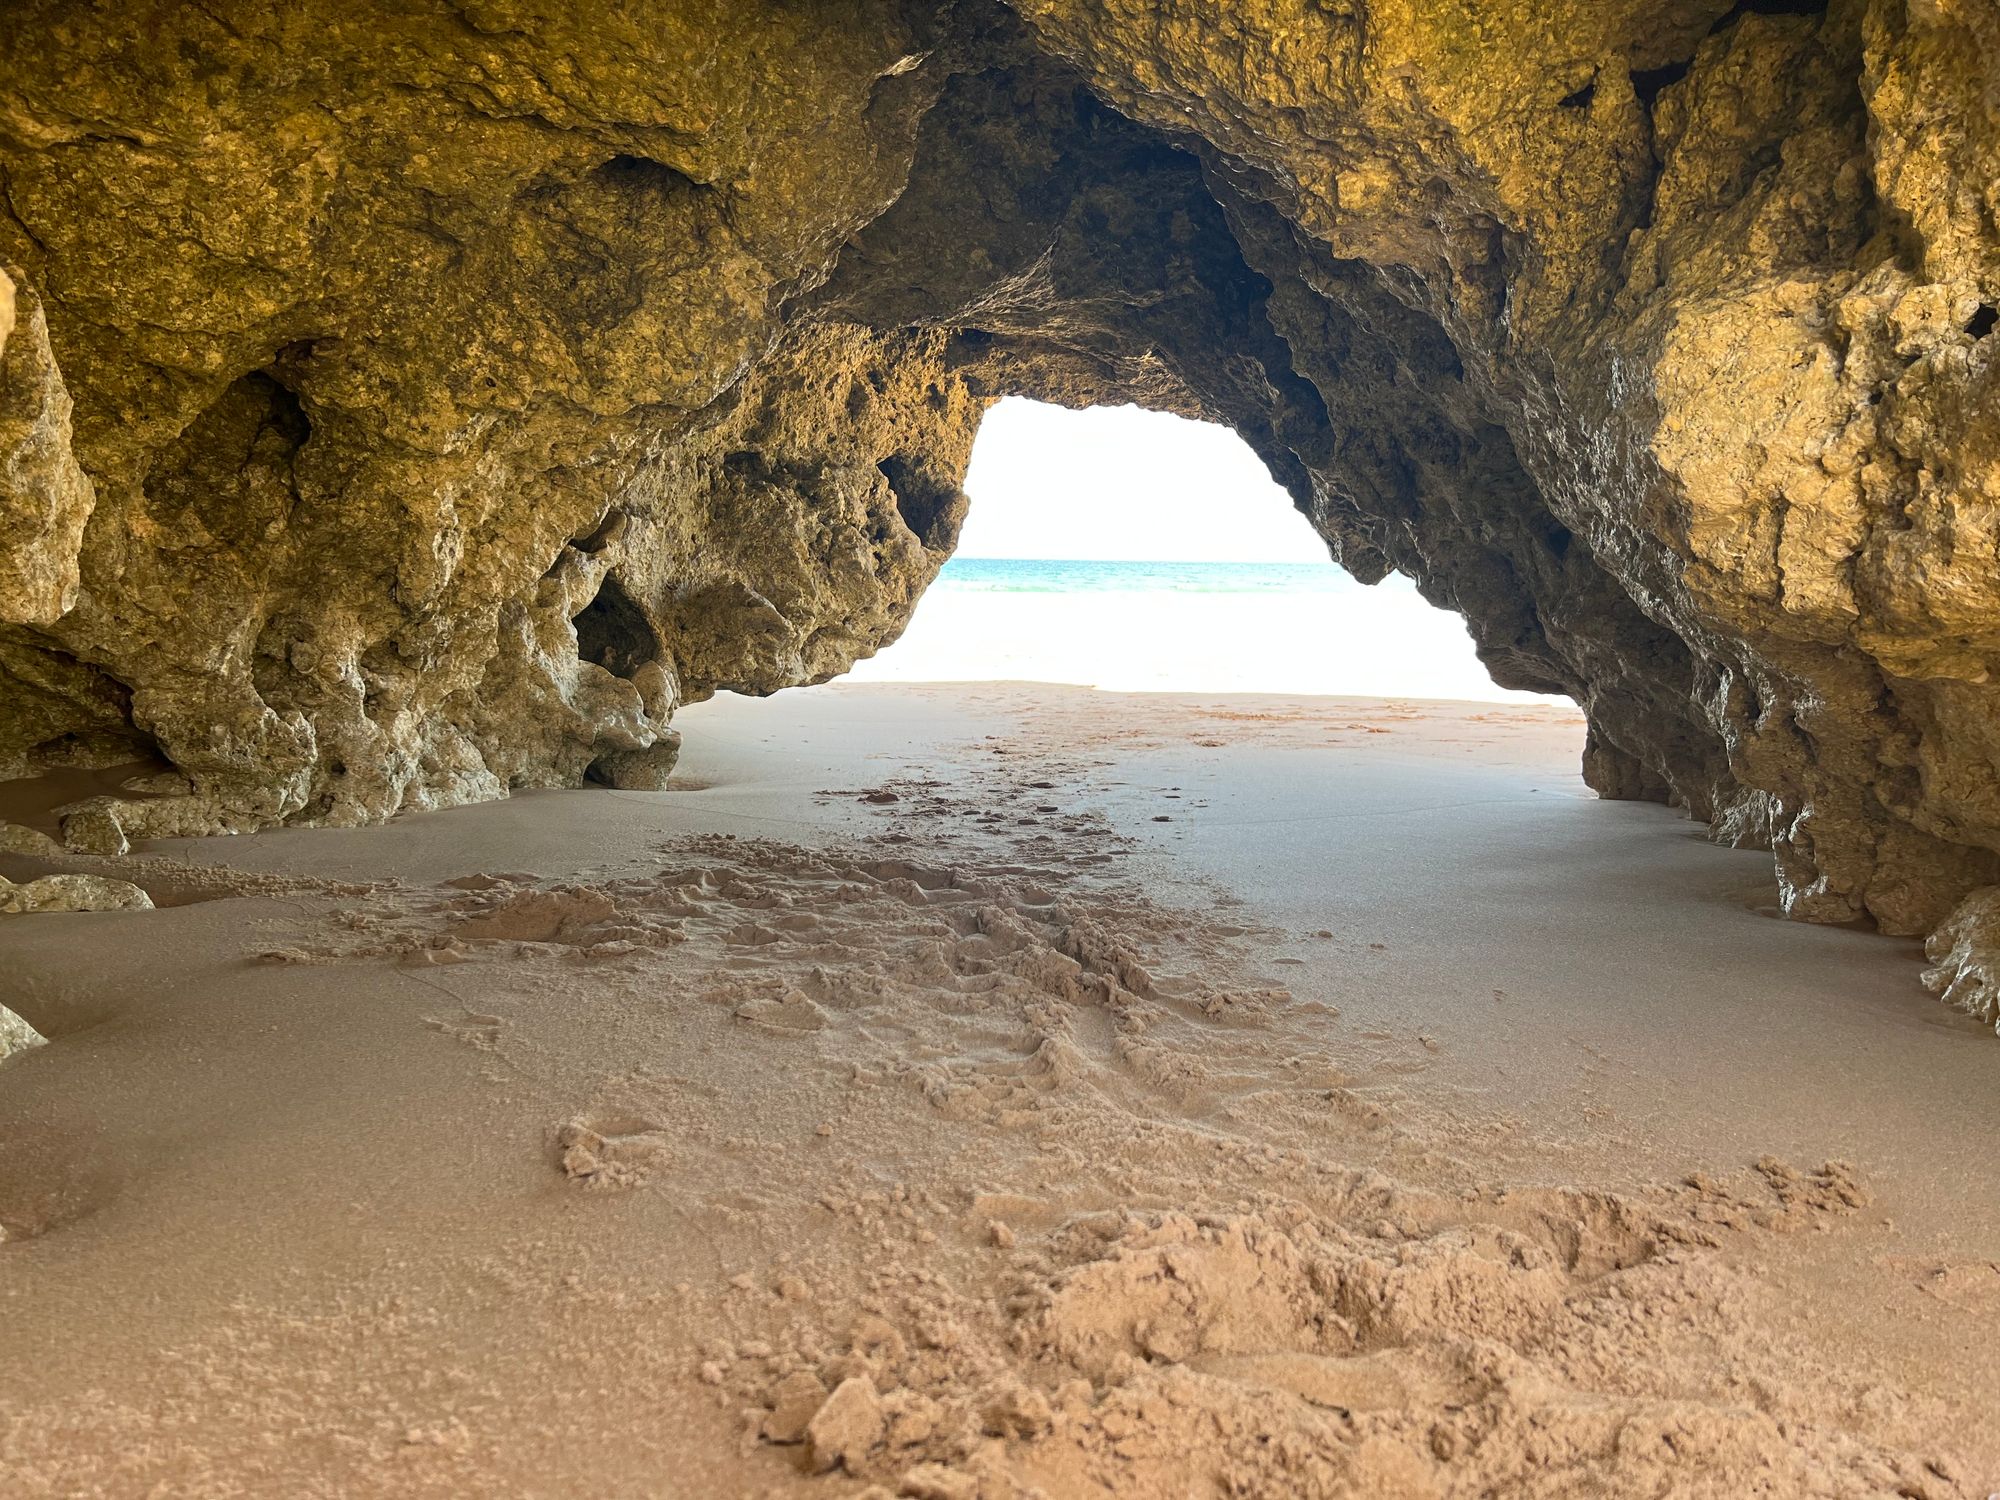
[1,682,1995,1498]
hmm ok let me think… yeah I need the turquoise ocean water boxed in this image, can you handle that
[933,557,1357,595]
[850,552,1566,702]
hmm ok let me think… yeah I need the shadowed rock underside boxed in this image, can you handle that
[3,0,2000,1012]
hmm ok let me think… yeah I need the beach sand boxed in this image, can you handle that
[1,681,1994,1498]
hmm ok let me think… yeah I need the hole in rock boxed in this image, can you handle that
[1558,80,1596,110]
[845,399,1569,704]
[1629,58,1691,111]
[569,506,628,555]
[1967,304,1998,341]
[573,573,660,681]
[588,153,698,198]
[143,369,309,547]
[1628,0,1823,114]
[878,454,959,549]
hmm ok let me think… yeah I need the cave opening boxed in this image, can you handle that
[12,7,2000,1486]
[573,572,660,681]
[847,398,1565,705]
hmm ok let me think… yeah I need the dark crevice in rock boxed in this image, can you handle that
[241,370,310,452]
[140,368,309,555]
[1967,304,1998,340]
[0,637,155,778]
[1630,58,1692,113]
[569,506,628,555]
[1630,0,1829,134]
[877,455,957,549]
[261,376,311,452]
[1635,0,1827,131]
[588,153,697,195]
[1706,0,1829,35]
[574,573,658,681]
[1558,78,1597,110]
[267,338,332,393]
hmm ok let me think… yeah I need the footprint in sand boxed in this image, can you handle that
[452,886,616,944]
[1914,1259,2000,1309]
[553,1116,674,1190]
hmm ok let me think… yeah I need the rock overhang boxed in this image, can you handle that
[2,0,1998,1014]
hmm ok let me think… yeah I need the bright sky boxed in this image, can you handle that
[851,397,1566,703]
[957,398,1330,564]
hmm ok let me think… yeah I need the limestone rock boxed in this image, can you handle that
[0,820,64,857]
[0,264,94,626]
[1922,886,2000,1033]
[0,873,155,914]
[585,732,683,792]
[0,1003,47,1062]
[57,801,131,857]
[2,0,2000,998]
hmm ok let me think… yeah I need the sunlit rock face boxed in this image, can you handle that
[3,1,1999,950]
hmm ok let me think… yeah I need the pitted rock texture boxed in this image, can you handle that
[2,1,1999,963]
[0,872,153,915]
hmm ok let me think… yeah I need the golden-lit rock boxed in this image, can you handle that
[2,0,1998,977]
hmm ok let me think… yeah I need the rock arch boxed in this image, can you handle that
[2,0,1999,1004]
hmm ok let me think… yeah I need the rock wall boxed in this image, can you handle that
[3,1,1999,988]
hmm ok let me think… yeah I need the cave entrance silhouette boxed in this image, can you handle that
[844,399,1565,705]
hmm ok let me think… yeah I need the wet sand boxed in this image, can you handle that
[1,682,1995,1497]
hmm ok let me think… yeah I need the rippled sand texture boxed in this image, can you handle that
[2,684,1994,1497]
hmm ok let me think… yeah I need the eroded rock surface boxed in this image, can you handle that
[0,873,154,914]
[0,1002,45,1064]
[1923,885,2000,1031]
[2,0,1998,962]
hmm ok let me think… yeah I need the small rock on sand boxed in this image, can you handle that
[0,1003,48,1061]
[554,1117,672,1190]
[806,1375,884,1473]
[0,873,154,913]
[55,801,129,856]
